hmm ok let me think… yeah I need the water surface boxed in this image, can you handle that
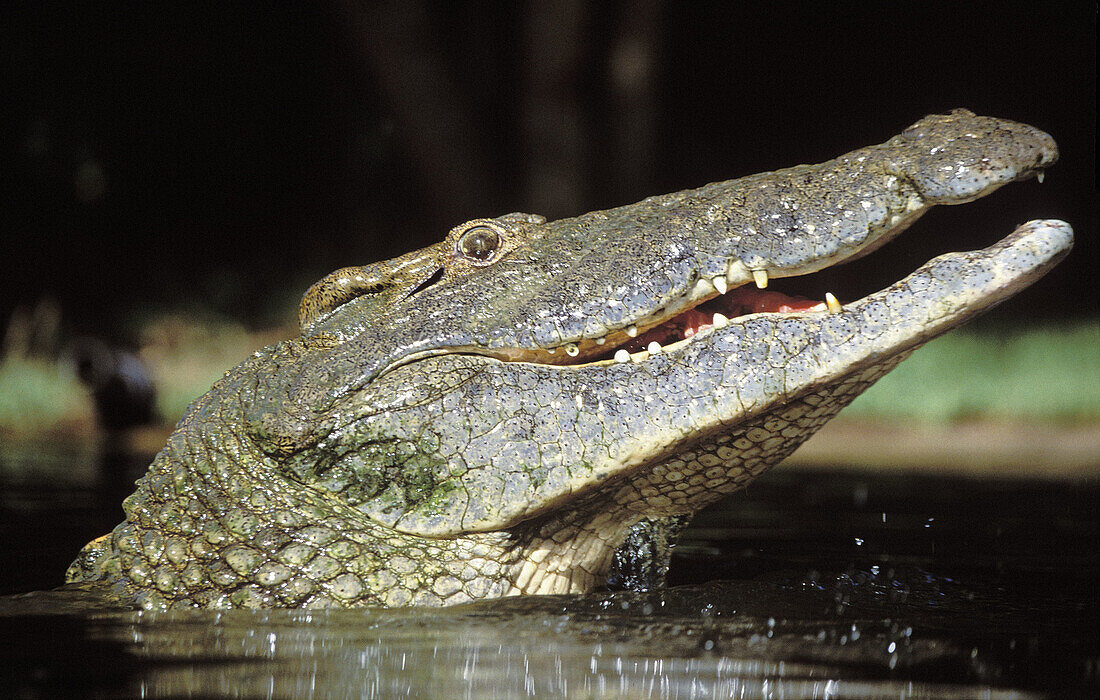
[1,444,1096,698]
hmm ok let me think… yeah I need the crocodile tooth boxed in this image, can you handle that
[693,277,715,297]
[1036,171,1045,183]
[726,259,751,284]
[626,325,639,338]
[614,349,630,363]
[647,341,662,354]
[564,343,580,357]
[547,347,557,355]
[712,312,730,328]
[752,269,769,289]
[594,337,606,345]
[825,292,842,314]
[713,276,728,294]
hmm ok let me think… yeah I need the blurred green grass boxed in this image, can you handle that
[0,357,93,436]
[843,320,1100,422]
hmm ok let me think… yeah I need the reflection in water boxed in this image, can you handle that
[1,578,1067,699]
[0,448,1096,698]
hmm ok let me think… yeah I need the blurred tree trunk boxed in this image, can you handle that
[329,1,662,226]
[332,0,493,221]
[608,0,660,204]
[520,0,589,218]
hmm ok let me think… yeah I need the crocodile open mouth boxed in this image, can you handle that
[600,286,826,360]
[544,217,1074,372]
[422,217,1070,383]
[533,278,840,367]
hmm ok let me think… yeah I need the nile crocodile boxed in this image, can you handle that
[67,110,1072,609]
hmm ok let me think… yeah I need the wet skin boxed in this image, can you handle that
[67,110,1072,609]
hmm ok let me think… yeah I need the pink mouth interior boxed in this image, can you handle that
[613,286,821,355]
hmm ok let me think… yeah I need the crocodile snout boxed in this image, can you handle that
[885,108,1057,205]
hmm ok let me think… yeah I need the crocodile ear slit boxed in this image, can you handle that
[405,267,446,299]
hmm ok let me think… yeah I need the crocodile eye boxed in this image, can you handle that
[456,226,501,262]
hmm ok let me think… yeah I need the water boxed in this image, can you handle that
[1,443,1097,698]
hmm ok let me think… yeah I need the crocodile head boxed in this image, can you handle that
[69,110,1072,609]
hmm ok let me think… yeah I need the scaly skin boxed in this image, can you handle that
[67,110,1072,609]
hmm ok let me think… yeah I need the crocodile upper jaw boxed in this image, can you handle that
[297,110,1059,399]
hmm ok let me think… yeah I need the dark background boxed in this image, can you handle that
[2,2,1095,342]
